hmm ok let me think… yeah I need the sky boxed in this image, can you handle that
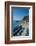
[11,7,30,20]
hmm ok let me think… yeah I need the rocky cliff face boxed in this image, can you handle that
[22,16,29,22]
[21,15,29,30]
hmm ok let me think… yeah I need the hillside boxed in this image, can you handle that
[22,16,29,22]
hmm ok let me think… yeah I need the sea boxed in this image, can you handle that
[13,20,21,28]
